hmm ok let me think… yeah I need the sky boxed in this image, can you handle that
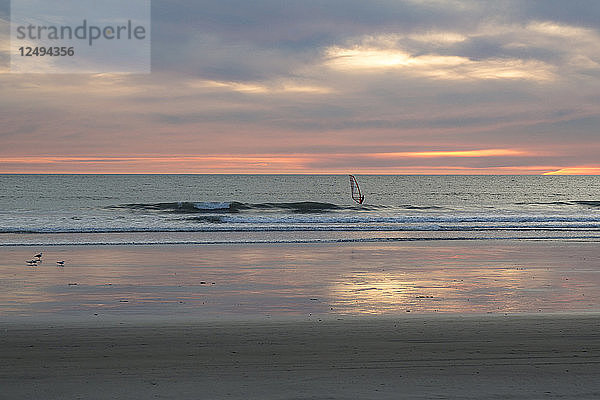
[1,0,600,174]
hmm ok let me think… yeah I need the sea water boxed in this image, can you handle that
[1,174,600,246]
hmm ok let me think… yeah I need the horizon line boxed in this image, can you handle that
[1,172,599,176]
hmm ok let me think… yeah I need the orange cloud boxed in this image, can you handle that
[375,149,528,158]
[0,149,540,174]
[0,155,313,174]
[543,166,600,175]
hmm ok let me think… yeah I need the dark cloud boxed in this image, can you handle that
[509,0,600,27]
[149,0,487,78]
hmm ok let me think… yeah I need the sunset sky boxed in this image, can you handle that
[1,0,600,174]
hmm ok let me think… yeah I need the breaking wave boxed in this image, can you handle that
[515,200,600,208]
[111,201,375,214]
[574,201,600,208]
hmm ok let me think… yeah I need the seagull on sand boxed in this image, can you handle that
[35,253,43,259]
[56,261,65,266]
[26,260,38,265]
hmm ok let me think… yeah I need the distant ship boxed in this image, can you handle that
[349,175,365,204]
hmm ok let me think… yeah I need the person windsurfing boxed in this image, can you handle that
[349,175,365,204]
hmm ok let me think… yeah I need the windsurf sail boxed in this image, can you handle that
[349,175,365,204]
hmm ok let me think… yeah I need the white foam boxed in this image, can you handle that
[191,202,232,210]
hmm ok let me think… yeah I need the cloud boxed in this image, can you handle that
[0,148,544,174]
[325,45,555,81]
[2,0,600,173]
[378,149,529,158]
[189,78,333,95]
[0,15,9,72]
[321,19,600,82]
[544,166,600,175]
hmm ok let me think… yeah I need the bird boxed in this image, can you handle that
[56,261,65,266]
[26,260,38,266]
[35,253,43,259]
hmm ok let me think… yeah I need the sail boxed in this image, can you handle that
[349,175,365,204]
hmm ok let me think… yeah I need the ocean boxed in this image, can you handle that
[1,174,599,246]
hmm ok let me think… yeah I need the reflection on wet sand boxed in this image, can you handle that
[0,240,599,318]
[329,244,599,314]
[330,267,544,314]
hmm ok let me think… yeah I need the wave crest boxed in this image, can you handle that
[112,201,352,214]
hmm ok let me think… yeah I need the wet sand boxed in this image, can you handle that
[1,314,600,399]
[2,240,600,317]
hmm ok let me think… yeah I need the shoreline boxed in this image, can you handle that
[2,232,600,248]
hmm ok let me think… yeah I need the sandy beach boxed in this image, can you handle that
[1,240,599,398]
[1,314,599,399]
